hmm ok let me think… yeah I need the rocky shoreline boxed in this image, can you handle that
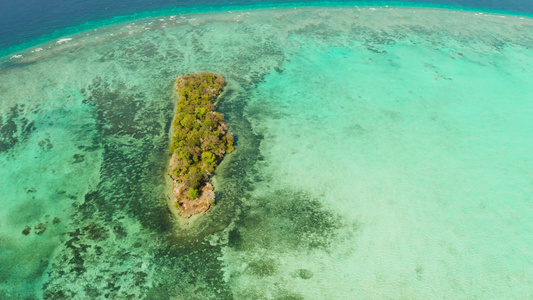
[169,153,216,218]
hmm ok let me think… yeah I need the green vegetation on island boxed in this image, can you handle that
[169,72,234,217]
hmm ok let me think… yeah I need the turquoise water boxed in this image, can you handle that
[2,1,533,59]
[1,6,533,299]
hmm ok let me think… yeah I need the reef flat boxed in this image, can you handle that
[1,7,533,299]
[169,72,234,218]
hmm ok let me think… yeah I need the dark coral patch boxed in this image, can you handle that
[291,269,314,280]
[231,189,341,252]
[34,223,47,235]
[22,226,31,235]
[72,154,85,163]
[247,258,277,277]
[83,222,109,242]
[0,104,35,153]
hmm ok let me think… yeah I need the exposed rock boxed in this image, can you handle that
[174,181,215,218]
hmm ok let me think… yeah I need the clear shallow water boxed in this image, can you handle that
[1,6,533,299]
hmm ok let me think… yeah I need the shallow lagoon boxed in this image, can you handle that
[1,6,533,299]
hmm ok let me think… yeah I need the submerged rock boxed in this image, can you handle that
[22,226,31,235]
[34,223,47,235]
[292,269,314,280]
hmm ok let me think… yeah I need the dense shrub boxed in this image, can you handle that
[170,72,234,200]
[188,188,199,200]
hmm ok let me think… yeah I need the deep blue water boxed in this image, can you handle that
[1,0,532,56]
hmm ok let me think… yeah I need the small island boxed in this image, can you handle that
[168,72,234,218]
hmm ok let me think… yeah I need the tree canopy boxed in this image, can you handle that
[170,72,234,199]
